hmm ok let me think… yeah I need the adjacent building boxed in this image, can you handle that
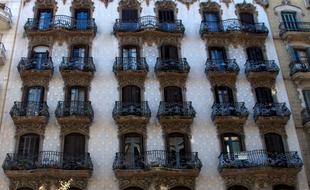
[0,0,308,190]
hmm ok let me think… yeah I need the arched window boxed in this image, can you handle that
[124,187,144,190]
[214,86,234,104]
[221,133,243,153]
[122,133,143,169]
[273,184,295,190]
[228,185,248,190]
[18,133,40,158]
[264,133,284,153]
[64,133,86,157]
[164,86,182,103]
[122,85,141,103]
[170,186,191,190]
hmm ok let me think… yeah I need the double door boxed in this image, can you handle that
[66,87,87,115]
[24,87,44,116]
[38,9,52,30]
[75,9,90,30]
[122,46,138,70]
[71,46,88,69]
[167,134,189,168]
[203,12,220,32]
[123,134,143,169]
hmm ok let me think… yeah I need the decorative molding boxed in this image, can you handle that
[155,0,177,11]
[207,72,238,89]
[176,0,198,9]
[60,70,94,87]
[15,123,46,137]
[235,2,256,13]
[161,121,192,136]
[255,0,269,8]
[118,124,147,137]
[71,0,95,15]
[118,177,152,190]
[154,176,196,190]
[221,0,233,7]
[33,0,58,16]
[116,33,183,46]
[156,72,188,89]
[19,71,53,88]
[60,123,91,138]
[115,73,147,89]
[216,125,245,137]
[246,72,277,88]
[118,0,141,12]
[199,1,221,17]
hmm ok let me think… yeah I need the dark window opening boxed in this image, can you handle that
[124,187,144,190]
[203,11,220,32]
[221,133,243,153]
[161,45,178,60]
[158,9,175,23]
[122,85,141,103]
[170,187,191,190]
[246,47,264,61]
[164,86,183,103]
[18,134,40,158]
[122,9,138,22]
[214,86,234,104]
[239,12,255,24]
[121,133,143,168]
[264,133,285,154]
[64,133,86,157]
[303,90,310,108]
[281,11,298,31]
[31,50,49,70]
[67,86,87,102]
[255,87,273,104]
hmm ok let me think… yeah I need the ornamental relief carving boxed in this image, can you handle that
[256,117,290,130]
[33,0,58,15]
[216,125,245,137]
[118,124,147,137]
[71,0,95,14]
[155,1,177,13]
[247,76,276,89]
[118,0,141,12]
[20,73,53,88]
[235,2,256,14]
[258,125,287,137]
[199,1,221,17]
[118,177,152,190]
[161,122,192,136]
[55,177,89,190]
[222,174,256,189]
[207,73,237,89]
[15,124,46,137]
[202,35,267,48]
[115,74,147,89]
[156,73,188,89]
[154,176,196,190]
[60,124,90,138]
[8,176,40,190]
[61,71,94,87]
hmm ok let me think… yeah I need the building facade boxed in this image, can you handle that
[0,0,308,190]
[265,0,310,187]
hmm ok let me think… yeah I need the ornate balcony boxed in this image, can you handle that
[24,15,97,38]
[3,151,92,184]
[245,60,279,87]
[113,16,185,39]
[279,22,310,42]
[211,102,248,126]
[112,101,151,125]
[157,101,195,126]
[55,101,94,126]
[113,150,201,178]
[60,57,95,86]
[219,150,303,186]
[10,101,49,126]
[155,58,190,86]
[205,59,239,86]
[0,4,12,30]
[17,57,53,86]
[289,59,310,86]
[302,109,310,130]
[113,57,148,86]
[200,19,268,46]
[253,103,291,126]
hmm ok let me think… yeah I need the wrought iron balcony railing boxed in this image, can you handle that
[0,4,12,24]
[55,101,94,120]
[289,59,310,76]
[157,101,196,118]
[113,57,149,73]
[155,58,190,73]
[219,150,303,170]
[10,101,49,118]
[279,22,310,36]
[17,57,54,72]
[205,59,239,73]
[200,19,268,36]
[113,101,151,119]
[211,102,248,120]
[24,15,97,32]
[113,150,202,170]
[60,57,96,73]
[253,103,291,121]
[245,60,279,74]
[302,108,310,125]
[2,151,93,170]
[113,16,185,34]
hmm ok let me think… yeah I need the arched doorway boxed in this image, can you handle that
[228,185,248,190]
[273,184,295,190]
[170,186,191,190]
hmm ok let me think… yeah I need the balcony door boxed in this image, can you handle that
[240,13,255,24]
[246,47,264,61]
[281,11,298,31]
[161,45,178,61]
[164,86,182,103]
[228,186,248,190]
[209,47,226,68]
[64,133,85,164]
[32,46,49,70]
[71,45,88,68]
[214,86,233,104]
[264,133,285,154]
[75,9,89,30]
[158,9,174,23]
[255,87,273,104]
[122,46,138,69]
[37,9,52,30]
[122,85,141,114]
[67,87,87,115]
[25,86,44,116]
[123,134,143,169]
[167,133,189,168]
[203,11,220,32]
[122,9,138,22]
[18,134,40,160]
[222,133,243,154]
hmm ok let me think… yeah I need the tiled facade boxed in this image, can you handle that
[0,0,308,190]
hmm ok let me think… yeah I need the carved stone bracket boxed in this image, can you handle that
[157,73,188,89]
[20,71,53,88]
[115,73,147,89]
[118,124,147,137]
[216,125,245,137]
[155,1,177,13]
[33,0,58,16]
[258,124,287,137]
[71,0,95,15]
[207,72,237,89]
[60,71,94,87]
[59,123,91,138]
[15,123,46,137]
[199,1,221,17]
[246,72,277,88]
[118,0,141,13]
[161,121,192,136]
[256,117,290,133]
[235,2,256,14]
[118,176,152,190]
